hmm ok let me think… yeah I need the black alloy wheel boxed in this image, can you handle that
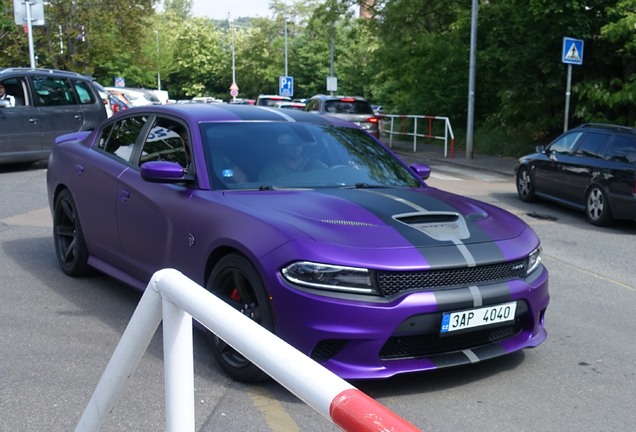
[206,253,274,383]
[53,189,90,276]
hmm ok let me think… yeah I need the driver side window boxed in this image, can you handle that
[549,132,583,155]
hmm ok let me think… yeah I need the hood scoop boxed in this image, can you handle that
[394,212,470,241]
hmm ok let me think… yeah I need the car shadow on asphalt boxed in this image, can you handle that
[3,233,228,382]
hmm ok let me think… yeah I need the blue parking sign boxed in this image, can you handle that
[279,76,293,97]
[562,37,584,65]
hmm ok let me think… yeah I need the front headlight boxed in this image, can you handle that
[527,247,542,275]
[282,261,379,295]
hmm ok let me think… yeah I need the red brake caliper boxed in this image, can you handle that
[230,288,241,302]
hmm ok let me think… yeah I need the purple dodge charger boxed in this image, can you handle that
[46,104,549,382]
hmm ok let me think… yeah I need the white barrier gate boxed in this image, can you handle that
[75,268,422,432]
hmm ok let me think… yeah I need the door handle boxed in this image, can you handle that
[118,189,131,202]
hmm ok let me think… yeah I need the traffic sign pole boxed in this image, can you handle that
[564,64,572,132]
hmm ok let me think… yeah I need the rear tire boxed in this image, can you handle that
[586,185,613,226]
[53,189,90,276]
[206,253,273,383]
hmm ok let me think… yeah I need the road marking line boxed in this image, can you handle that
[247,385,300,432]
[0,207,51,228]
[430,173,461,181]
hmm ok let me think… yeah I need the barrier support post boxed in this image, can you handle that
[75,284,164,432]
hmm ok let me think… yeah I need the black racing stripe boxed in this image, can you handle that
[213,105,337,125]
[385,189,507,265]
[471,341,509,359]
[213,105,294,121]
[433,284,512,312]
[317,189,464,264]
[318,188,504,267]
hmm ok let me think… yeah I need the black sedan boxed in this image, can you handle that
[515,123,636,226]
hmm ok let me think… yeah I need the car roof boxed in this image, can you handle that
[309,94,369,102]
[576,123,636,135]
[117,103,345,127]
[0,67,93,80]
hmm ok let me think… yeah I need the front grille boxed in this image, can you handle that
[379,321,523,359]
[376,258,528,296]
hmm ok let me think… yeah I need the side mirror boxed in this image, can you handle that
[410,163,431,180]
[140,161,189,183]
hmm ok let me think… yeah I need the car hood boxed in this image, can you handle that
[225,187,530,266]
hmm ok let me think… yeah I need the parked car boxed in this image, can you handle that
[305,94,380,138]
[274,101,306,110]
[104,87,154,107]
[47,104,549,382]
[372,104,385,116]
[108,93,131,114]
[91,80,114,118]
[515,123,636,226]
[192,96,224,104]
[256,94,292,107]
[0,67,107,165]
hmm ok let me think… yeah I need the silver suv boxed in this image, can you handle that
[0,67,107,166]
[304,94,380,138]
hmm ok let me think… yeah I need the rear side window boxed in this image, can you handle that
[31,76,76,106]
[606,135,636,164]
[96,116,148,163]
[574,132,611,159]
[324,100,374,115]
[72,79,97,104]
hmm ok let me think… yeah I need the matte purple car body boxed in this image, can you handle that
[46,104,549,380]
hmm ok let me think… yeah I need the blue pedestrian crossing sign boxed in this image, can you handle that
[279,76,293,97]
[562,37,584,65]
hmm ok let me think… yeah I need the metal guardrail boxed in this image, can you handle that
[381,114,455,158]
[74,268,422,432]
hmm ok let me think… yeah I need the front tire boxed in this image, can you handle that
[586,185,613,226]
[516,167,536,202]
[206,253,273,382]
[53,189,90,276]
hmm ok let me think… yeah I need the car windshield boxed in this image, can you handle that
[324,100,374,115]
[200,122,422,190]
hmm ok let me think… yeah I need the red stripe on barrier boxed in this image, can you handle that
[329,389,422,432]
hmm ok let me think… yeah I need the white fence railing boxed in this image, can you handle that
[75,268,422,432]
[381,114,455,158]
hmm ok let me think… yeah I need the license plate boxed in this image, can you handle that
[440,302,517,334]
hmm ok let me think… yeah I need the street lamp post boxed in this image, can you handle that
[465,0,478,159]
[154,30,161,91]
[284,1,288,77]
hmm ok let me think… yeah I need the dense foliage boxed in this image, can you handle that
[2,0,636,153]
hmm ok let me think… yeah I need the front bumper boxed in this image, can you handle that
[271,265,549,380]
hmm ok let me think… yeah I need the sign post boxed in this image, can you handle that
[14,0,45,68]
[562,37,584,132]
